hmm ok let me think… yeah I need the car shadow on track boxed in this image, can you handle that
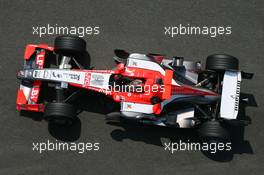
[108,121,253,162]
[105,92,257,162]
[20,108,82,142]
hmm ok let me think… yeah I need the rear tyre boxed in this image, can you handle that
[44,102,77,125]
[206,54,239,71]
[54,35,86,55]
[198,120,230,142]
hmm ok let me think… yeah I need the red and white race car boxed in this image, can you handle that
[16,36,253,142]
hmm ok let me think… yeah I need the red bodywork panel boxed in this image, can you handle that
[24,44,53,60]
[17,44,218,114]
[69,67,172,105]
[17,44,53,112]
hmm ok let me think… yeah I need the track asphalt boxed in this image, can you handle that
[0,1,263,174]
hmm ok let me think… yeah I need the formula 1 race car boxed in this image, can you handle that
[16,36,253,142]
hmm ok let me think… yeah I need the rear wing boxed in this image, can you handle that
[220,71,241,120]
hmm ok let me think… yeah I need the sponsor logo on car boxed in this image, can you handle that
[127,104,132,109]
[91,74,105,86]
[84,72,91,87]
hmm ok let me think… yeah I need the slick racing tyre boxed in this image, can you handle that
[198,120,230,142]
[206,54,239,71]
[44,102,77,125]
[54,35,86,55]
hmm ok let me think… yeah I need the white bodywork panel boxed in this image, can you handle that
[32,69,111,89]
[19,85,31,101]
[127,57,166,75]
[185,71,198,84]
[220,71,241,120]
[176,108,195,128]
[33,69,86,84]
[121,102,154,114]
[127,55,179,85]
[89,72,111,89]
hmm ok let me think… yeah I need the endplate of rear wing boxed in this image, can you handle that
[220,71,241,120]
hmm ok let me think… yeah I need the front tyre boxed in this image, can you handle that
[54,35,86,56]
[44,102,77,125]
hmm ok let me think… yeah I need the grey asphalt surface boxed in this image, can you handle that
[0,0,263,174]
